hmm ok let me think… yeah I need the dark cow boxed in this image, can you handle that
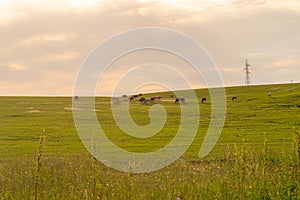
[268,93,272,97]
[232,96,238,101]
[150,97,156,102]
[154,96,162,101]
[74,96,79,102]
[139,97,152,104]
[147,96,162,103]
[201,97,207,103]
[129,97,135,101]
[129,94,139,101]
[175,97,185,104]
[138,97,146,103]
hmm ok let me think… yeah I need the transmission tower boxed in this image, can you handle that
[244,59,252,86]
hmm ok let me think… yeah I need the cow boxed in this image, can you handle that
[175,97,185,104]
[149,96,160,102]
[129,94,139,101]
[154,96,162,101]
[139,97,152,104]
[201,97,207,103]
[129,97,135,101]
[138,97,146,103]
[112,97,119,104]
[74,96,79,102]
[232,96,238,101]
[268,93,272,97]
[144,99,152,104]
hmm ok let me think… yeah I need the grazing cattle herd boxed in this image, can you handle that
[74,91,278,105]
[110,94,233,104]
[124,93,240,104]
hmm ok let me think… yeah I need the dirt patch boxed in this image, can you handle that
[27,109,41,113]
[270,87,281,91]
[95,102,111,105]
[64,107,73,111]
[17,102,29,105]
[64,107,83,111]
[285,88,296,92]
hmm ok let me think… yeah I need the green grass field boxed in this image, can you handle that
[0,83,300,199]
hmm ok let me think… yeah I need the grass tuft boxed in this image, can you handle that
[34,132,45,200]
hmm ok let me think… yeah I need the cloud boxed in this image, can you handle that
[9,63,27,71]
[263,56,300,71]
[0,0,105,24]
[42,51,81,62]
[232,0,268,8]
[0,63,26,71]
[20,33,77,47]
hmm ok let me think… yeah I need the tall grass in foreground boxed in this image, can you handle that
[293,129,300,198]
[0,131,299,200]
[34,134,45,200]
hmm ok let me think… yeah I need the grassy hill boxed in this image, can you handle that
[0,83,299,199]
[0,83,299,160]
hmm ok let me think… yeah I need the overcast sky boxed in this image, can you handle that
[0,0,299,96]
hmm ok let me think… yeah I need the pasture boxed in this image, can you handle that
[0,83,300,199]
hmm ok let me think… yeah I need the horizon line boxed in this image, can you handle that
[0,82,298,97]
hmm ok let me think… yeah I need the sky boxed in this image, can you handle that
[0,0,299,96]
